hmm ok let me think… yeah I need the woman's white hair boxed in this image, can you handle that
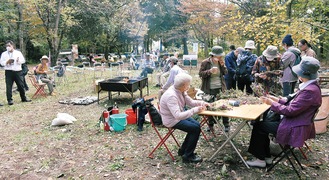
[174,73,192,89]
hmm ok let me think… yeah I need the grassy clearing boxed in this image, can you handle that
[0,65,328,179]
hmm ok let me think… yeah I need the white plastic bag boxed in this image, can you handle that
[57,113,77,122]
[51,117,73,126]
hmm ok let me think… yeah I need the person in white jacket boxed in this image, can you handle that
[0,40,31,105]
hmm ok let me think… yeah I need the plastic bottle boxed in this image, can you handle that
[112,102,119,114]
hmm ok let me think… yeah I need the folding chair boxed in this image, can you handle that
[28,73,47,98]
[147,101,180,161]
[53,65,67,85]
[190,59,198,68]
[199,115,217,141]
[93,62,104,80]
[72,65,85,82]
[267,109,319,178]
[183,59,191,68]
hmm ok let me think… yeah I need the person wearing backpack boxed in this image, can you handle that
[280,34,301,97]
[236,40,258,95]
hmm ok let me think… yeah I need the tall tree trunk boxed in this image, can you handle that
[183,37,188,55]
[16,0,25,56]
[204,37,209,57]
[105,31,110,61]
[54,0,63,51]
[286,0,293,26]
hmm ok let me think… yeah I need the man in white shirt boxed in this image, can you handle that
[162,57,184,90]
[0,40,31,105]
[158,57,185,100]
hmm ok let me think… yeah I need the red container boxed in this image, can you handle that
[112,108,119,114]
[125,108,137,124]
[103,111,109,118]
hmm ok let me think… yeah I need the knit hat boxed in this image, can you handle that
[282,34,294,46]
[262,45,279,61]
[209,46,225,57]
[292,57,320,80]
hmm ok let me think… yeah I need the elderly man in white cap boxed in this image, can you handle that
[236,40,258,95]
[35,55,56,96]
[0,40,31,105]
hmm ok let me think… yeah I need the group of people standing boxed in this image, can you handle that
[224,34,317,97]
[159,34,320,165]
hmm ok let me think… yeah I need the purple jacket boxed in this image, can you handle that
[272,81,321,147]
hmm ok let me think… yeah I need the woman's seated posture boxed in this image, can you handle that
[247,57,322,168]
[160,73,210,163]
[35,55,56,96]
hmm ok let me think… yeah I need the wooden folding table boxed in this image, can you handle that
[199,101,270,168]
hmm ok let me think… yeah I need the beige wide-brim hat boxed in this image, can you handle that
[262,45,279,61]
[40,55,49,62]
[244,40,256,49]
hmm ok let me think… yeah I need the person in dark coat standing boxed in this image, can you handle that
[246,57,322,168]
[236,40,258,95]
[199,46,230,132]
[224,47,244,90]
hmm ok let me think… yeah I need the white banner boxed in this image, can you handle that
[193,43,198,54]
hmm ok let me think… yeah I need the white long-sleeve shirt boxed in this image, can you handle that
[162,65,184,90]
[0,50,25,71]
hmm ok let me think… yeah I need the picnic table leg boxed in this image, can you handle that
[208,121,248,164]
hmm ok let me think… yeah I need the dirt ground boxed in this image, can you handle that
[0,65,329,180]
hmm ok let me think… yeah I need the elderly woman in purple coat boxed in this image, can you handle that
[246,57,322,168]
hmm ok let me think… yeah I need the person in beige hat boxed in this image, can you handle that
[199,46,230,132]
[244,40,256,50]
[252,45,282,95]
[236,40,258,95]
[35,55,56,96]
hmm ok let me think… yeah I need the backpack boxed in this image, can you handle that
[236,51,257,76]
[21,63,29,76]
[287,50,302,77]
[57,66,65,77]
[289,50,302,66]
[145,101,162,125]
